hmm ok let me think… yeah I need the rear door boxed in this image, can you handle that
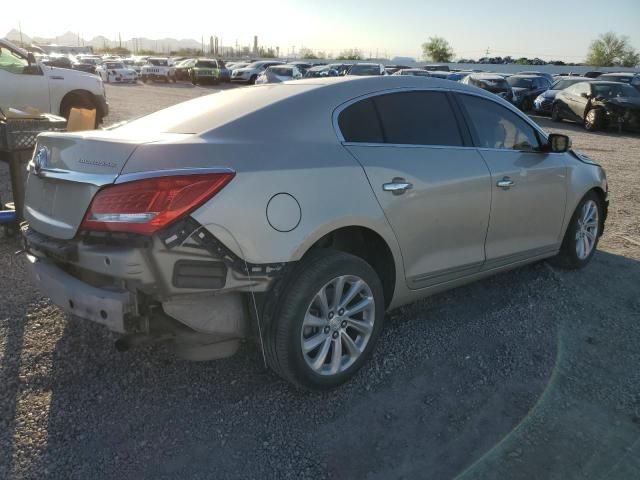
[339,90,492,289]
[455,93,567,268]
[564,83,590,120]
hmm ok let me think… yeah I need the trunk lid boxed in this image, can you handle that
[24,130,179,239]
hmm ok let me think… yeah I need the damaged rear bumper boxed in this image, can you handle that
[25,253,134,333]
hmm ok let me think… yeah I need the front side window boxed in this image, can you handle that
[457,94,540,151]
[0,46,29,74]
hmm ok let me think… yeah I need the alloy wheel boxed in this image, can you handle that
[300,275,375,376]
[575,199,599,260]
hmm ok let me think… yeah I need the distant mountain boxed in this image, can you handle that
[3,29,203,53]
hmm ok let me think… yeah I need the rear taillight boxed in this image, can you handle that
[80,172,234,235]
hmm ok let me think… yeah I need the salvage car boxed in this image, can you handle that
[174,58,195,81]
[533,76,590,115]
[22,76,608,390]
[460,73,514,103]
[552,80,640,132]
[596,72,640,92]
[255,65,303,84]
[0,38,108,125]
[140,57,176,83]
[96,61,137,84]
[190,59,223,85]
[304,65,339,78]
[507,74,551,111]
[231,60,284,84]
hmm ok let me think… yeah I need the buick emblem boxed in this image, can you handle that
[33,146,49,176]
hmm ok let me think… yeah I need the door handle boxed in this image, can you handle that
[383,181,413,195]
[497,177,515,189]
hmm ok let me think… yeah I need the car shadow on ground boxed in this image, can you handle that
[4,250,640,479]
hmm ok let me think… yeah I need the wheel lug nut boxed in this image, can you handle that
[324,326,330,334]
[341,320,347,328]
[328,312,334,319]
[332,331,339,339]
[338,309,345,315]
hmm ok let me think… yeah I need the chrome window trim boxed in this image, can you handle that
[115,167,235,184]
[343,142,478,151]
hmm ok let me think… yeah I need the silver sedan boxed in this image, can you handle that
[22,76,608,390]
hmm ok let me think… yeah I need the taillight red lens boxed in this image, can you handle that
[80,172,234,235]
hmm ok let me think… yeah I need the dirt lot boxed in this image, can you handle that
[1,82,639,479]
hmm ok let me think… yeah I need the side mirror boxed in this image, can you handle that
[548,133,571,153]
[27,52,36,65]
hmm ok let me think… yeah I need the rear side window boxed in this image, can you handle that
[457,94,540,151]
[338,98,384,143]
[373,91,463,146]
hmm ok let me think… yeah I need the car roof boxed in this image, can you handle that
[469,73,506,80]
[510,74,543,79]
[553,76,590,81]
[589,80,633,85]
[112,76,509,138]
[598,72,635,77]
[352,63,381,66]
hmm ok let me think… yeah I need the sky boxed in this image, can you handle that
[4,0,640,61]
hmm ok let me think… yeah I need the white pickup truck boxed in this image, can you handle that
[0,39,108,125]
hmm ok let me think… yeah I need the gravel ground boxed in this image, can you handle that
[1,82,639,479]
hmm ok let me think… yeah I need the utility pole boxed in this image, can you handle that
[119,32,122,49]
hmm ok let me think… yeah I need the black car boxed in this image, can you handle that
[72,61,97,74]
[552,81,640,132]
[384,64,410,75]
[507,75,552,111]
[42,56,73,69]
[596,73,640,92]
[584,71,604,78]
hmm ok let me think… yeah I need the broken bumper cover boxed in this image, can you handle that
[24,254,134,333]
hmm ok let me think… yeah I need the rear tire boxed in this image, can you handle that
[263,250,385,390]
[551,191,602,270]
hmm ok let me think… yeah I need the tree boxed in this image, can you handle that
[299,47,318,59]
[336,49,362,60]
[421,37,454,63]
[586,32,639,67]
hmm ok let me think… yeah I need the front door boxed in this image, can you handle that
[338,90,492,288]
[0,44,50,113]
[455,93,567,268]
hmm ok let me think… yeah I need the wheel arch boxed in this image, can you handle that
[59,89,96,116]
[300,225,397,309]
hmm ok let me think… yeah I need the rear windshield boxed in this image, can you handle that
[105,62,124,69]
[149,59,168,66]
[552,79,586,90]
[472,77,509,90]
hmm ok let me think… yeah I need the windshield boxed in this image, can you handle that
[507,77,534,88]
[349,64,380,75]
[195,61,217,68]
[149,59,168,66]
[105,62,124,69]
[267,67,293,76]
[593,83,639,98]
[246,62,267,69]
[598,75,631,83]
[473,77,509,90]
[403,70,430,76]
[552,79,585,90]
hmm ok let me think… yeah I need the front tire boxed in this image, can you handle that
[551,103,563,122]
[249,75,258,85]
[551,191,602,269]
[264,250,385,390]
[584,108,604,132]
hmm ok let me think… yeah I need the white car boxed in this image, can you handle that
[0,38,108,125]
[140,58,176,83]
[231,60,284,84]
[255,65,303,84]
[96,61,137,84]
